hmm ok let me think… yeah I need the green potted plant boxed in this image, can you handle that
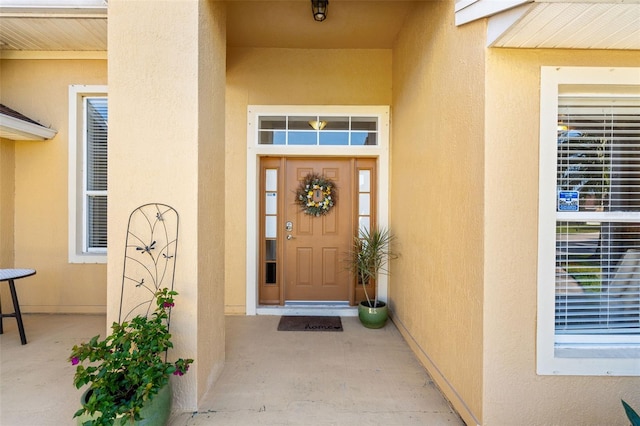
[69,288,193,426]
[348,227,397,328]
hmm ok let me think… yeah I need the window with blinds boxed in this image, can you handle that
[84,97,108,251]
[555,94,640,340]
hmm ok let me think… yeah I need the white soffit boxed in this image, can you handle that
[0,0,107,51]
[0,17,107,51]
[0,0,106,11]
[457,0,640,50]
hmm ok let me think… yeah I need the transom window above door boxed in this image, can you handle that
[258,115,378,146]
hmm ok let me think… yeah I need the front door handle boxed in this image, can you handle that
[287,234,295,240]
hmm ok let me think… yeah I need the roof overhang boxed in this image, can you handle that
[0,0,107,52]
[0,113,57,141]
[455,0,531,26]
[0,0,106,15]
[456,0,640,50]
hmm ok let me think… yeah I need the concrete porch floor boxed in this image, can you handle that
[0,313,463,425]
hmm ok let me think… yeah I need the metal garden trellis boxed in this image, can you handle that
[119,203,179,324]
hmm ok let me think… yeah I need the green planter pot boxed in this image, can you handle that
[76,382,172,426]
[358,301,388,329]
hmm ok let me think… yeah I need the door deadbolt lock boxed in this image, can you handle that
[285,221,293,232]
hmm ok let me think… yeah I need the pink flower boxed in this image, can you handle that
[173,370,184,376]
[71,357,80,366]
[163,302,175,308]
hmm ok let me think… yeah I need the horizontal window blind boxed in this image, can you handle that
[556,96,640,336]
[87,98,108,192]
[87,195,107,249]
[85,97,108,250]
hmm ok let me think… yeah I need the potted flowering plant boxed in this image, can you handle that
[347,227,397,328]
[69,288,193,426]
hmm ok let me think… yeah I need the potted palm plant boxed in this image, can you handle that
[348,227,397,328]
[622,400,640,426]
[69,288,193,426]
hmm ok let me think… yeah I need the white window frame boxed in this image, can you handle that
[537,67,640,376]
[68,85,108,264]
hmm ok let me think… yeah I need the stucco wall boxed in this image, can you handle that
[0,59,107,313]
[225,47,393,314]
[484,48,640,426]
[0,138,14,269]
[0,138,15,313]
[390,2,485,424]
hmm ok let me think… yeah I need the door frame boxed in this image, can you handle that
[245,105,390,315]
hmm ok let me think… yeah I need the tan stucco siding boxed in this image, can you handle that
[391,2,485,424]
[0,138,15,269]
[0,137,16,314]
[196,0,227,403]
[484,48,640,426]
[108,0,226,410]
[225,47,393,314]
[0,59,107,313]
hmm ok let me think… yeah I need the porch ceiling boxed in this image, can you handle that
[225,1,418,49]
[0,1,418,52]
[1,1,637,53]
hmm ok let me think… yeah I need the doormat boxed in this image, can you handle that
[277,316,343,332]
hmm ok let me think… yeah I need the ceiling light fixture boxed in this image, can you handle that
[309,120,328,130]
[311,0,329,22]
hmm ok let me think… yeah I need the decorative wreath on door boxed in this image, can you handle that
[296,173,337,216]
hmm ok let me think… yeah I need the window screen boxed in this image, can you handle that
[555,95,640,337]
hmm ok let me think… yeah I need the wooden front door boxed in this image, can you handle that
[284,158,353,301]
[258,157,377,305]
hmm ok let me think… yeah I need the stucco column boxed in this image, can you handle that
[0,139,15,313]
[0,139,15,269]
[108,0,225,410]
